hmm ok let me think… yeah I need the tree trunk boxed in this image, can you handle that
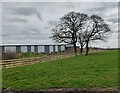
[80,44,83,54]
[85,41,89,55]
[73,42,77,55]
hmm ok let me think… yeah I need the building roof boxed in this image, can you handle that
[0,43,67,46]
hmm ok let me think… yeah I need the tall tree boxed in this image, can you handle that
[51,11,88,55]
[82,15,111,55]
[77,32,86,54]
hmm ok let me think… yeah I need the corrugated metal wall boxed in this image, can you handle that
[1,45,66,53]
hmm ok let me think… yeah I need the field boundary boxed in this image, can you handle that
[0,53,75,68]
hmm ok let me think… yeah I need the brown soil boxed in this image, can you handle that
[1,88,119,93]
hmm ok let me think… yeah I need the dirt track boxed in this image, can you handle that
[1,88,119,93]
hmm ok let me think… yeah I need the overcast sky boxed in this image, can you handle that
[1,1,119,48]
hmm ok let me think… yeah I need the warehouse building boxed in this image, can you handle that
[0,44,66,54]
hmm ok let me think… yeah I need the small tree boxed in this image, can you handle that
[51,11,88,55]
[82,15,111,55]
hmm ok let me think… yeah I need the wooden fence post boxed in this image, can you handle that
[13,60,15,67]
[3,63,6,68]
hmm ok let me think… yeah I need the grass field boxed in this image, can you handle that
[2,50,118,90]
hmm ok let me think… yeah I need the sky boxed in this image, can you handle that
[1,0,119,48]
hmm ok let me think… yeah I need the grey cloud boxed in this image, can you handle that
[35,11,42,21]
[44,20,59,30]
[3,32,49,41]
[44,26,50,30]
[48,20,58,26]
[29,27,40,32]
[62,3,75,9]
[8,18,28,22]
[88,7,105,12]
[87,2,117,12]
[2,2,118,48]
[11,7,42,21]
[11,7,36,15]
[107,17,118,23]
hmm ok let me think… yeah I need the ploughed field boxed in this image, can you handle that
[2,50,118,90]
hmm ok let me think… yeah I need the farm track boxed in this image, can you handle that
[1,88,119,93]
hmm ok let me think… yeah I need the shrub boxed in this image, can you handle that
[18,52,46,58]
[2,51,17,60]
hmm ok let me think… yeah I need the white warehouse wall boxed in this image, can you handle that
[55,46,58,52]
[38,46,44,53]
[5,46,16,53]
[2,45,66,53]
[21,46,27,52]
[50,46,53,53]
[31,46,34,52]
[61,46,65,51]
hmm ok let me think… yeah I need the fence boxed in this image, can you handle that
[0,53,75,68]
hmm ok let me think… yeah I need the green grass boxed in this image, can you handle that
[2,50,118,90]
[0,69,2,89]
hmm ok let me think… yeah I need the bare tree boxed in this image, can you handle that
[51,11,88,55]
[82,15,111,55]
[77,32,86,54]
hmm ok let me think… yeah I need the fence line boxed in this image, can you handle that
[0,53,75,68]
